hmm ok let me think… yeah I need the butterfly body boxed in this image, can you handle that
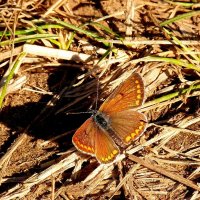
[72,73,147,164]
[93,111,127,149]
[93,111,110,131]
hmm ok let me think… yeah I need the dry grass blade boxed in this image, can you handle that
[109,163,141,199]
[0,152,78,200]
[128,155,200,192]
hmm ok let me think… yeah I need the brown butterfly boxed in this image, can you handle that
[72,73,147,164]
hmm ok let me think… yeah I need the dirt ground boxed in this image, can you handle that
[0,0,200,199]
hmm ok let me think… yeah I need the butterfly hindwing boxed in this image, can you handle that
[109,110,147,145]
[99,73,144,114]
[72,118,95,156]
[94,126,119,163]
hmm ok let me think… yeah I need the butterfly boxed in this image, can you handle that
[72,73,147,164]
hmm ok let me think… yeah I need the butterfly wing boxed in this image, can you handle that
[99,73,144,114]
[72,117,95,156]
[72,117,119,163]
[109,110,147,145]
[94,127,119,164]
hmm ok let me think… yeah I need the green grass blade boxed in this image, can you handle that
[141,56,200,72]
[164,0,197,7]
[0,52,27,108]
[144,82,200,108]
[65,32,76,50]
[52,17,101,39]
[160,10,200,26]
[34,25,61,48]
[0,24,64,37]
[96,47,113,66]
[163,28,200,61]
[0,34,58,47]
[88,22,122,39]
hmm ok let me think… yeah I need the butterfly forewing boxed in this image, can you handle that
[99,73,144,114]
[109,110,147,145]
[72,117,119,163]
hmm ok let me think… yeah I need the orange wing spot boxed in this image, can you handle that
[131,132,136,138]
[137,89,141,94]
[101,150,118,163]
[125,135,131,143]
[117,93,123,97]
[135,129,139,134]
[140,121,144,125]
[135,100,140,106]
[86,146,91,151]
[113,150,118,155]
[137,84,141,89]
[88,147,94,152]
[88,146,91,151]
[135,80,139,84]
[137,94,141,99]
[115,93,123,100]
[76,140,79,145]
[139,125,143,130]
[109,153,116,160]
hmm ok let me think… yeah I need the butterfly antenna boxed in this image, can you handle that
[66,111,93,115]
[95,76,100,110]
